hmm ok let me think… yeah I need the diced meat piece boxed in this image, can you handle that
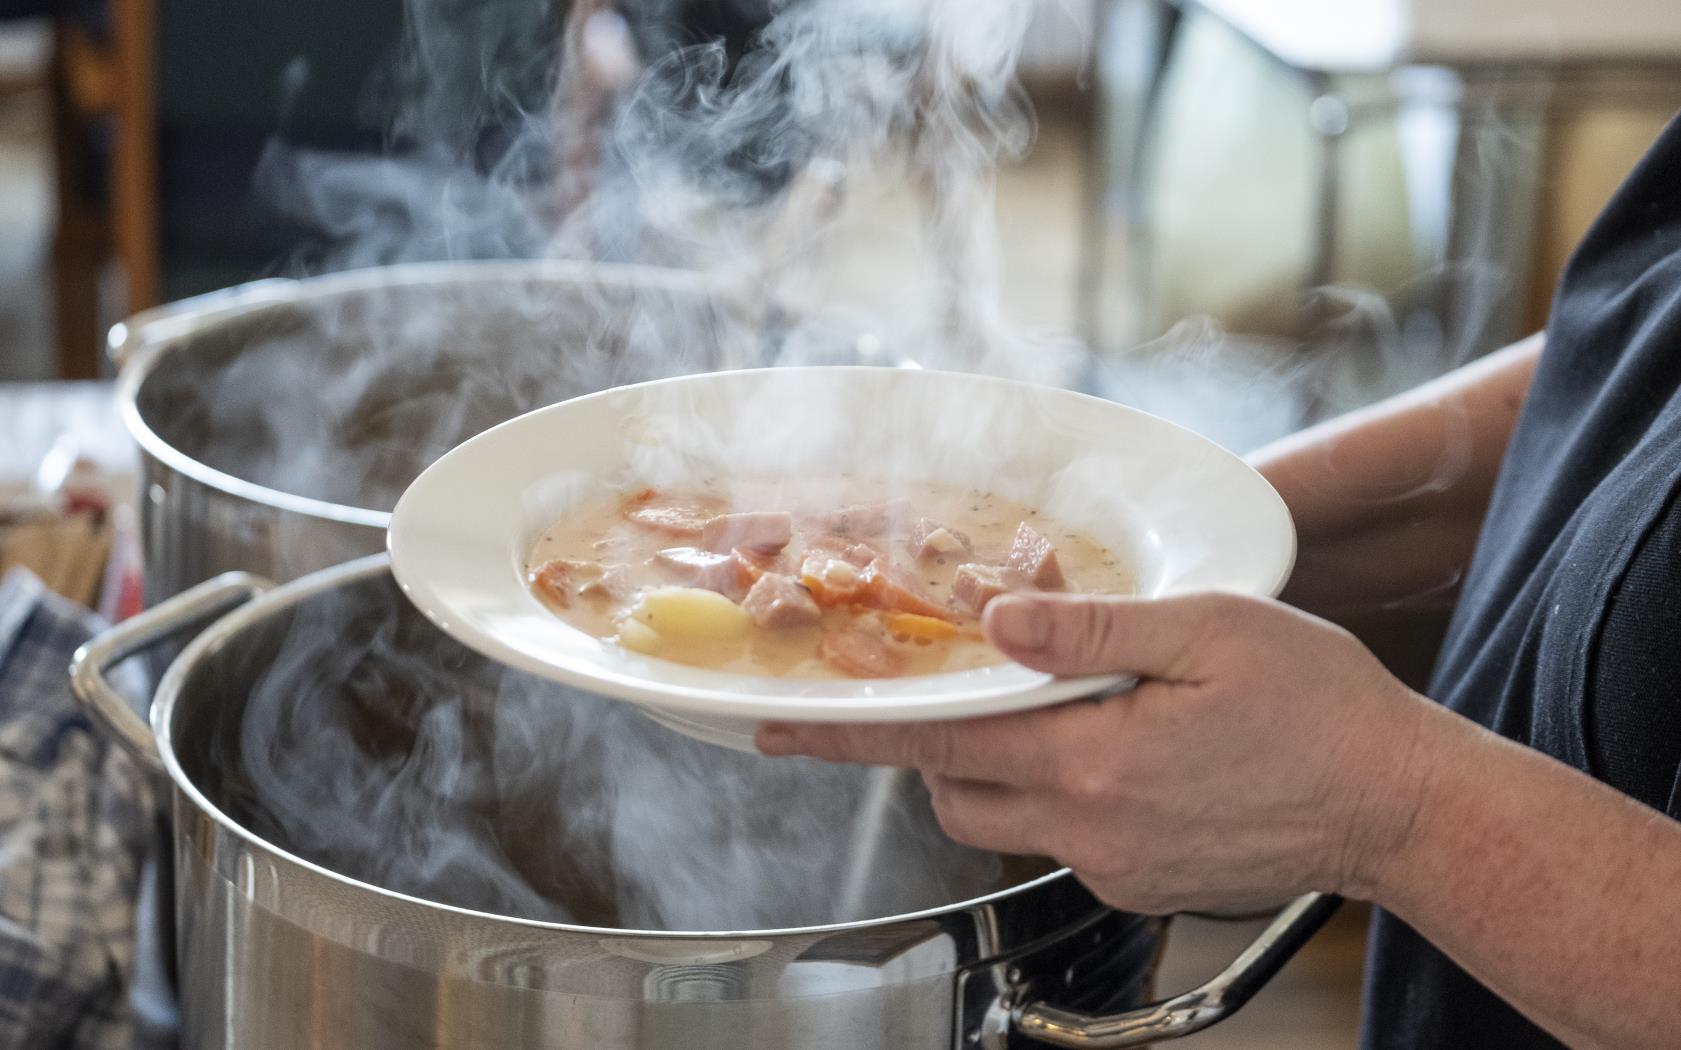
[818,625,907,679]
[809,535,879,567]
[799,551,868,607]
[740,573,823,629]
[579,565,632,602]
[808,498,912,538]
[652,547,750,601]
[622,489,724,538]
[530,559,574,608]
[909,517,971,560]
[953,563,1028,614]
[701,511,793,554]
[733,546,788,582]
[844,543,879,567]
[627,504,715,537]
[1006,523,1066,590]
[860,559,957,621]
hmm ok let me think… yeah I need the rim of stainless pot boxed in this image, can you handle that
[113,260,724,533]
[152,551,1080,941]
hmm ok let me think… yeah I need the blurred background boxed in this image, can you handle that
[4,1,1681,1045]
[7,0,1680,405]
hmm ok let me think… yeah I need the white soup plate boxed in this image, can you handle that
[388,366,1295,750]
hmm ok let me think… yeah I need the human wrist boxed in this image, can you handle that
[1334,689,1453,903]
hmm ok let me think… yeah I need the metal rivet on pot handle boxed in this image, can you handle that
[70,573,273,772]
[106,278,302,371]
[1000,892,1342,1048]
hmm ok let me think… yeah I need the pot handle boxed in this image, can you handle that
[70,573,273,772]
[1004,892,1342,1048]
[107,279,302,370]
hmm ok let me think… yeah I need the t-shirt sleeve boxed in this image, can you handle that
[1583,482,1681,820]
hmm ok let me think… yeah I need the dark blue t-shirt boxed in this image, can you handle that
[1360,113,1681,1047]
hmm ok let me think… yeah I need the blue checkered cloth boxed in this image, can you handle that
[0,569,153,1050]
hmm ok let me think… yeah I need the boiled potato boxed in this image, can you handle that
[629,587,751,641]
[615,617,665,655]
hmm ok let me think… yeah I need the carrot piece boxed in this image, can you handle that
[886,612,959,644]
[860,560,956,621]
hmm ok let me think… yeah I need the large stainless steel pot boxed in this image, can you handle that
[72,557,1338,1049]
[112,261,864,603]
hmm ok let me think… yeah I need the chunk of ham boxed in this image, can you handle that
[733,546,788,582]
[808,498,912,538]
[622,489,724,538]
[652,547,750,601]
[1006,523,1066,590]
[818,624,907,678]
[579,565,632,603]
[909,517,970,560]
[953,563,1027,614]
[740,573,823,629]
[701,511,793,554]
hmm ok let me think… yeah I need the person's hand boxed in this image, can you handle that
[756,592,1439,914]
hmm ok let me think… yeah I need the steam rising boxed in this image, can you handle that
[197,0,1068,931]
[255,0,1076,380]
[211,575,1014,930]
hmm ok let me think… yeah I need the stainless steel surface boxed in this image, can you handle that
[69,571,272,772]
[169,812,1136,1049]
[88,555,1190,1049]
[1004,893,1343,1048]
[112,261,776,604]
[106,279,302,371]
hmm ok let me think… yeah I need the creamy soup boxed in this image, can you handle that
[526,478,1134,679]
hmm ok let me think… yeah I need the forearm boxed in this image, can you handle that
[1364,703,1681,1050]
[1251,333,1543,619]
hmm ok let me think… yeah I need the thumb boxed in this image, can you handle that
[983,592,1218,680]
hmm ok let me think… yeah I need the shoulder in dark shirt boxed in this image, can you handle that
[1361,110,1681,1049]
